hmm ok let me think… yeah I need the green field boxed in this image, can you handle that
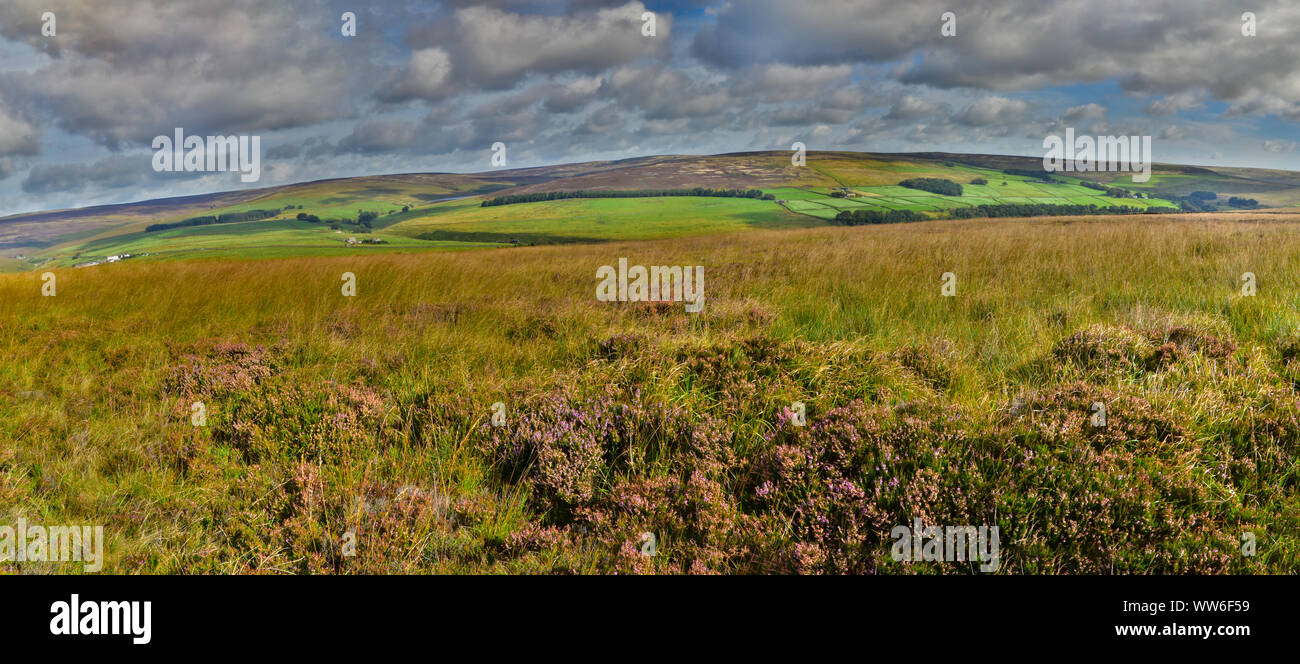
[768,171,1178,221]
[388,196,817,243]
[8,151,1284,270]
[43,219,492,267]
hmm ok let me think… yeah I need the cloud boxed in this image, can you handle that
[0,0,357,149]
[1063,103,1107,122]
[1159,125,1186,140]
[691,0,936,68]
[381,48,455,102]
[885,96,947,121]
[21,155,153,194]
[1143,92,1203,116]
[337,120,422,155]
[543,77,604,113]
[0,102,39,156]
[430,2,668,89]
[731,64,854,102]
[1262,139,1298,153]
[954,96,1030,126]
[575,104,623,134]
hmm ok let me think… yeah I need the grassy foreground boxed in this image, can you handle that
[3,211,1299,574]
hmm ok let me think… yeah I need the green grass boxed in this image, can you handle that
[41,219,488,267]
[389,196,818,243]
[3,213,1300,574]
[769,174,1178,221]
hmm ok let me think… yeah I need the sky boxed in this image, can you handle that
[1,0,1299,215]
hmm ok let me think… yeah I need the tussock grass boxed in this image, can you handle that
[1,212,1298,573]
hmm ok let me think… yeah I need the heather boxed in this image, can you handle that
[1,213,1298,573]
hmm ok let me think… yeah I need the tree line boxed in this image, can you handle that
[947,202,1168,218]
[898,178,963,196]
[832,209,928,225]
[145,209,279,233]
[298,209,381,230]
[481,188,775,207]
[1002,168,1060,182]
[1078,180,1138,197]
[832,202,1173,226]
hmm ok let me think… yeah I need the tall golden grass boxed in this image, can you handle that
[1,211,1297,573]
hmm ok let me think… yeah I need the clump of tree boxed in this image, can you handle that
[970,177,988,185]
[946,202,1168,219]
[1002,168,1059,183]
[481,188,768,207]
[833,209,927,225]
[146,208,279,232]
[1228,196,1259,208]
[1161,192,1220,211]
[297,212,322,223]
[357,210,379,227]
[1080,180,1143,198]
[898,178,963,196]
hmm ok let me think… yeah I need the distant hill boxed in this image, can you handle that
[6,151,1300,269]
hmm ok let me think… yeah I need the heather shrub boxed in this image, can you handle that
[218,381,389,463]
[205,461,458,574]
[997,383,1235,572]
[1001,382,1186,452]
[749,390,1238,573]
[595,332,645,360]
[1141,323,1235,359]
[746,400,983,574]
[478,384,754,573]
[674,335,909,422]
[163,341,279,398]
[1201,382,1300,498]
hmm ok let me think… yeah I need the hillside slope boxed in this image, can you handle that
[5,151,1296,269]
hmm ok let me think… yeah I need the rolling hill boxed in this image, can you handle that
[5,150,1300,270]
